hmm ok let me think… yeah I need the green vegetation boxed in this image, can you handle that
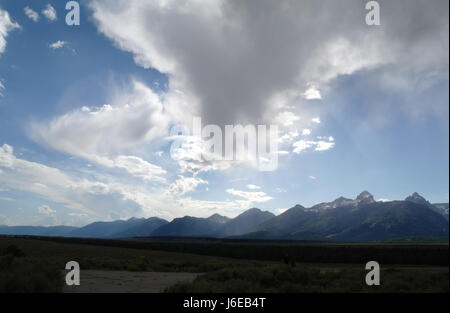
[0,236,448,293]
[0,245,63,293]
[15,235,449,265]
[166,263,449,293]
[0,237,267,273]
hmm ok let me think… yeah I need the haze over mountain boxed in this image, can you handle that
[67,217,165,238]
[216,208,275,237]
[0,191,448,241]
[433,203,450,219]
[68,217,169,238]
[150,216,223,237]
[112,217,169,238]
[207,214,231,224]
[0,225,77,237]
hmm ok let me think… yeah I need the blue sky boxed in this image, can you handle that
[0,0,448,226]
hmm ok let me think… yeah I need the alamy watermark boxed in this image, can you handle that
[65,261,80,286]
[64,260,381,287]
[169,117,279,171]
[365,1,381,26]
[365,261,381,286]
[65,1,80,26]
[62,1,379,27]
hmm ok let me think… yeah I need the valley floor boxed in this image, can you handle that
[63,270,199,293]
[0,236,448,293]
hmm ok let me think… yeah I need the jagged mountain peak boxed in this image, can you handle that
[127,217,144,221]
[406,192,428,204]
[234,207,275,220]
[239,208,269,216]
[356,190,374,203]
[207,213,230,224]
[331,196,355,206]
[215,208,275,237]
[310,192,375,212]
[309,197,353,211]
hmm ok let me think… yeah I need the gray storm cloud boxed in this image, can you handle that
[89,0,448,127]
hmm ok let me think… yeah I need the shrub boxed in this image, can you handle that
[0,258,63,293]
[2,245,25,258]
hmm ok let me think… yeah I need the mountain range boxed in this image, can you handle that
[0,191,448,242]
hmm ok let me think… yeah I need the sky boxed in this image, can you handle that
[0,0,448,226]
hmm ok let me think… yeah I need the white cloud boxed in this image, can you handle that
[88,0,449,130]
[0,144,152,221]
[246,184,260,190]
[49,40,67,49]
[308,176,316,180]
[303,85,322,100]
[0,144,101,214]
[304,36,393,87]
[0,143,161,221]
[169,134,253,174]
[311,117,321,124]
[37,205,59,226]
[292,140,316,154]
[292,136,335,154]
[114,155,166,182]
[275,187,286,193]
[274,111,300,127]
[167,175,207,196]
[24,6,39,22]
[0,8,20,55]
[29,80,172,167]
[42,4,57,22]
[0,143,273,222]
[274,207,288,215]
[38,205,55,215]
[278,130,299,144]
[302,128,311,136]
[226,188,272,203]
[315,141,335,151]
[90,0,425,129]
[26,0,447,181]
[0,214,13,226]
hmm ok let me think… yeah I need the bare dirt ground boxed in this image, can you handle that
[63,270,199,293]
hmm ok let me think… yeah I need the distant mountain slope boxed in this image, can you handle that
[207,213,230,224]
[433,203,449,220]
[111,217,168,238]
[217,208,275,237]
[309,190,375,211]
[149,209,274,238]
[0,225,77,237]
[68,217,163,238]
[1,191,447,241]
[244,192,449,241]
[325,201,449,241]
[150,216,223,237]
[243,205,314,238]
[404,192,449,220]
